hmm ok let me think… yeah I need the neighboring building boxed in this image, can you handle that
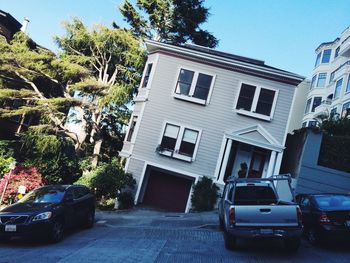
[302,26,350,127]
[281,129,350,194]
[287,80,310,133]
[120,40,304,212]
[0,10,38,139]
[0,10,22,42]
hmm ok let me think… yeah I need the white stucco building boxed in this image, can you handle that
[302,26,350,127]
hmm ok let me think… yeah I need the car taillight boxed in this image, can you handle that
[297,207,303,225]
[319,212,331,224]
[229,207,235,225]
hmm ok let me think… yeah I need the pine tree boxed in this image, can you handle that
[118,0,218,47]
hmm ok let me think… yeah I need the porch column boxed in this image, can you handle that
[273,151,284,175]
[266,150,277,177]
[218,139,232,184]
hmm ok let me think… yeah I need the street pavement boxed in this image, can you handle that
[0,207,349,263]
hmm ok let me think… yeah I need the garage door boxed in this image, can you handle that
[142,168,193,212]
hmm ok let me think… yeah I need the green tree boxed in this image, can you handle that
[118,0,218,47]
[55,19,146,166]
[0,32,88,147]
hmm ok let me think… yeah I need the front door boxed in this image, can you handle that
[248,150,267,178]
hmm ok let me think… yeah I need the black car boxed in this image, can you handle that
[0,185,95,242]
[296,193,350,245]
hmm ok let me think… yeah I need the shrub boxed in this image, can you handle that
[117,191,134,210]
[0,166,44,205]
[191,176,219,211]
[97,198,115,211]
[75,158,135,199]
[21,129,81,184]
[0,155,15,178]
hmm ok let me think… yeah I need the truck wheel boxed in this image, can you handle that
[284,238,300,252]
[219,217,224,230]
[224,230,236,250]
[306,229,320,246]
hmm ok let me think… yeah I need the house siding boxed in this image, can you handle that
[129,53,296,181]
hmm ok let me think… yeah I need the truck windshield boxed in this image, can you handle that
[234,186,277,205]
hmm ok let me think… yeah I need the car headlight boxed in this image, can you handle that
[32,212,52,221]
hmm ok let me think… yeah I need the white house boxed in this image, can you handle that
[302,26,350,127]
[120,40,304,212]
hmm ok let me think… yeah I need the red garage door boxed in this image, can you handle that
[142,168,193,212]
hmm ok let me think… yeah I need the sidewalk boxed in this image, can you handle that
[95,206,219,230]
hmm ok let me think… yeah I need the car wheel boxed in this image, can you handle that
[223,230,237,250]
[0,236,10,242]
[84,210,95,229]
[307,229,320,246]
[284,238,300,252]
[219,217,224,230]
[49,220,64,243]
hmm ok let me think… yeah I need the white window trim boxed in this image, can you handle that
[157,120,202,162]
[233,81,279,121]
[124,114,139,144]
[172,66,216,105]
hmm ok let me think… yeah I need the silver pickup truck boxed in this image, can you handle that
[218,176,303,251]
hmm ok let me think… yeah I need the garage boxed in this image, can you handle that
[141,167,194,212]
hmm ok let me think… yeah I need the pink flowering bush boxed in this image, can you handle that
[0,166,45,205]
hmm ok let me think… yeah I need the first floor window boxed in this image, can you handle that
[308,121,317,127]
[160,124,180,151]
[159,123,200,160]
[311,97,322,112]
[330,107,337,118]
[236,83,277,118]
[179,129,199,157]
[126,116,138,142]
[342,102,350,118]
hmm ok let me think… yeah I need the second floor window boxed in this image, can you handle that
[174,68,214,104]
[316,73,327,87]
[236,83,277,119]
[346,74,350,93]
[305,98,311,114]
[334,78,343,99]
[311,97,322,112]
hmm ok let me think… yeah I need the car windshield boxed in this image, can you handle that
[18,187,65,204]
[315,195,350,209]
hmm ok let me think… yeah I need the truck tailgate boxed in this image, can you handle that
[234,205,299,227]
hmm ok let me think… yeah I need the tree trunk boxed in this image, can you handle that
[91,138,103,168]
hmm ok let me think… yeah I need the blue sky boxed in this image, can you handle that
[1,0,350,77]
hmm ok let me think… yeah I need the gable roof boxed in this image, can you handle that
[225,124,284,152]
[145,39,305,86]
